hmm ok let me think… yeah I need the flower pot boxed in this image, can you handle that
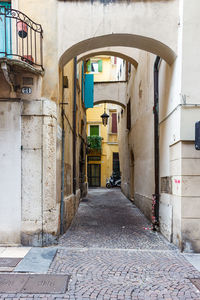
[21,55,34,65]
[17,21,27,38]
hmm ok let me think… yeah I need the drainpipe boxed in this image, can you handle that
[60,68,65,235]
[153,56,161,230]
[73,57,77,195]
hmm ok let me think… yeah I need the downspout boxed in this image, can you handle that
[73,57,77,195]
[153,56,161,230]
[60,68,65,235]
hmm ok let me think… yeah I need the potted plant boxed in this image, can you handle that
[17,21,28,38]
[21,55,34,65]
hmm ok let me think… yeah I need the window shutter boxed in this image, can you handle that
[98,60,102,72]
[86,60,91,72]
[84,74,94,108]
[90,125,99,136]
[112,113,117,133]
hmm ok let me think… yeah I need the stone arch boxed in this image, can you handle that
[59,34,176,68]
[94,81,127,108]
[77,50,138,69]
[94,99,125,109]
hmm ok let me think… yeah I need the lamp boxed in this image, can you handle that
[101,104,109,126]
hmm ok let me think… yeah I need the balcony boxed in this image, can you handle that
[0,6,43,71]
[87,136,102,153]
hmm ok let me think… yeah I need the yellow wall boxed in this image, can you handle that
[86,102,119,187]
[87,56,117,82]
[86,56,120,187]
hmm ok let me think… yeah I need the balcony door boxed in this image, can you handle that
[0,2,12,57]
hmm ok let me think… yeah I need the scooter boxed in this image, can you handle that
[106,173,121,188]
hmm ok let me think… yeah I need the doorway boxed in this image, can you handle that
[88,164,101,187]
[113,152,120,176]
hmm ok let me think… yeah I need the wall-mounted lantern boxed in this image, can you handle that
[101,109,109,126]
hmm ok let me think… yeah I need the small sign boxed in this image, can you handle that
[21,87,32,94]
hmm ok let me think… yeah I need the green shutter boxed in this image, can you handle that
[98,60,102,72]
[86,59,91,72]
[90,125,99,136]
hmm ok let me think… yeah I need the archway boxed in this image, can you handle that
[77,49,138,69]
[59,34,176,68]
[94,100,125,109]
[59,30,177,236]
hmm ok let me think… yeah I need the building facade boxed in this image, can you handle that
[1,0,200,252]
[87,103,120,187]
[86,55,121,187]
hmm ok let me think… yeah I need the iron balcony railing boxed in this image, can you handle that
[0,6,43,70]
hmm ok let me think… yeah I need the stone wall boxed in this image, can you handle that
[0,100,21,245]
[21,98,60,246]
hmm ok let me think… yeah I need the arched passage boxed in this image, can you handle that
[94,81,127,108]
[94,100,125,109]
[59,31,177,237]
[59,34,176,68]
[78,49,138,69]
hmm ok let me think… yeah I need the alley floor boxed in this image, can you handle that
[1,189,200,299]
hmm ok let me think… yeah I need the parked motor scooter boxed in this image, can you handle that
[106,172,121,188]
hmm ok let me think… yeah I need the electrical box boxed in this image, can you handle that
[195,121,200,150]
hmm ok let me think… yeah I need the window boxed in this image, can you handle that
[111,112,117,133]
[86,59,102,73]
[109,111,117,134]
[90,125,99,136]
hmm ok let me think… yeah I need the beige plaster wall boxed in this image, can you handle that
[94,81,127,108]
[119,51,155,215]
[0,100,21,245]
[17,0,59,102]
[58,0,178,66]
[118,47,183,244]
[60,60,87,232]
[21,98,59,246]
[15,0,179,104]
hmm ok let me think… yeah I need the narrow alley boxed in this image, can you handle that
[50,189,200,299]
[1,189,200,299]
[1,1,200,299]
[59,189,174,250]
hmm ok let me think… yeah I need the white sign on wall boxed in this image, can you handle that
[21,87,32,94]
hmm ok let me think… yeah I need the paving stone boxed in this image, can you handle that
[0,258,22,267]
[14,248,57,273]
[1,189,200,299]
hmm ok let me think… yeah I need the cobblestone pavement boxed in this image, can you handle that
[1,189,200,299]
[59,189,175,250]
